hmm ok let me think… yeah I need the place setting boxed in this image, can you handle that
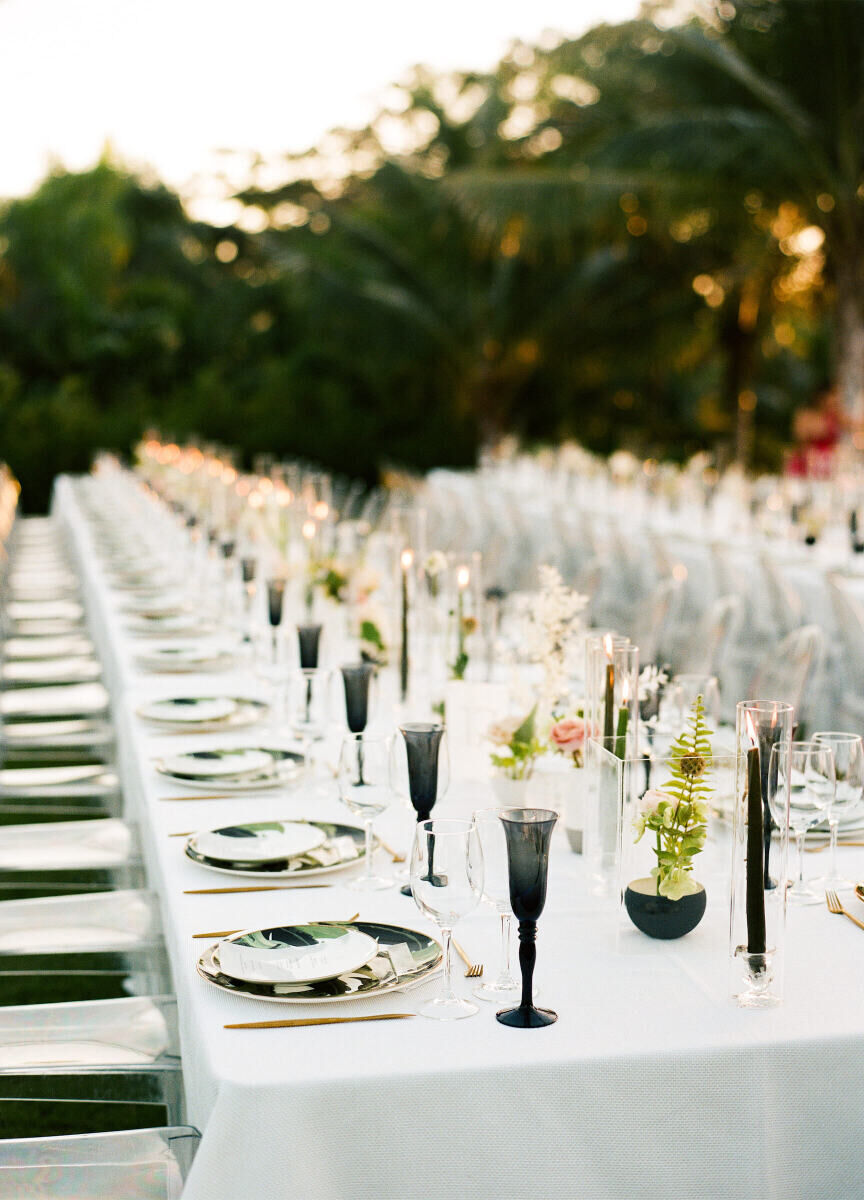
[137,695,269,734]
[134,640,237,674]
[153,745,305,790]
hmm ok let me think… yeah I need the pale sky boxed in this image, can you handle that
[0,0,644,214]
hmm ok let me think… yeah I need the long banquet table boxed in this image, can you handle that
[54,474,864,1200]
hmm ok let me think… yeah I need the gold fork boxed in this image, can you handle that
[452,939,483,978]
[825,889,864,931]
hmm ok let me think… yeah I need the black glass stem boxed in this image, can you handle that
[399,723,445,896]
[220,539,236,559]
[496,808,558,1029]
[341,663,374,734]
[240,557,257,585]
[266,579,286,628]
[298,624,323,670]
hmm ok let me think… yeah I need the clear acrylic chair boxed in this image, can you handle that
[0,890,169,1007]
[0,819,144,900]
[0,683,110,724]
[826,573,864,731]
[0,717,115,765]
[747,624,826,732]
[1,656,102,688]
[676,593,743,677]
[760,554,804,637]
[0,1125,200,1199]
[0,995,184,1126]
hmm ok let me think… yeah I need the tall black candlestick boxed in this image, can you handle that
[746,745,766,954]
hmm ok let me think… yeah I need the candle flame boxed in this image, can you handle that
[248,492,264,509]
[457,566,470,589]
[401,549,414,569]
[302,520,316,541]
[603,633,613,658]
[622,677,631,702]
[745,710,758,747]
[313,501,329,520]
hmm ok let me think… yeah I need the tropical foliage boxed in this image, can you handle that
[0,0,861,510]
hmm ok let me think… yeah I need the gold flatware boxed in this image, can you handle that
[376,836,405,864]
[159,794,237,802]
[806,840,864,853]
[170,831,194,837]
[826,888,864,931]
[184,884,332,894]
[193,913,360,938]
[225,1013,414,1030]
[452,938,483,978]
[856,884,864,904]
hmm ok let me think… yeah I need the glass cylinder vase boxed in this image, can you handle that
[730,700,793,1007]
[585,635,640,759]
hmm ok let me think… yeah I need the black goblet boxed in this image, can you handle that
[266,579,286,629]
[340,663,375,734]
[298,624,323,670]
[395,723,447,895]
[496,808,558,1029]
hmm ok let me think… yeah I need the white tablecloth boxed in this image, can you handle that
[54,476,864,1200]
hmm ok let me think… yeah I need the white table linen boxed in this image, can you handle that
[53,475,864,1200]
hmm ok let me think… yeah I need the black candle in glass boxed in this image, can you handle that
[341,663,374,733]
[745,737,767,955]
[399,549,412,702]
[602,635,615,743]
[496,808,558,1029]
[298,624,323,670]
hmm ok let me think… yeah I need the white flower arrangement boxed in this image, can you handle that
[517,565,587,712]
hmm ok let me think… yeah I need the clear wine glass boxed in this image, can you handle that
[769,740,834,904]
[471,809,519,1003]
[811,731,864,891]
[337,732,395,892]
[410,818,484,1020]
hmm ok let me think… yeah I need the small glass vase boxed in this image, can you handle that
[730,701,793,1007]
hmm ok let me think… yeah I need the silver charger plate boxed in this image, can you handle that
[156,746,304,791]
[184,818,364,877]
[197,920,442,1004]
[217,922,379,985]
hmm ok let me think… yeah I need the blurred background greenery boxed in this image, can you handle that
[0,0,861,510]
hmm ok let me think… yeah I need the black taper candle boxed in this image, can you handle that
[399,556,410,703]
[746,745,767,954]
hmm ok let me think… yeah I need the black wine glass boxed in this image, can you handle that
[340,663,375,734]
[298,624,323,670]
[496,808,558,1029]
[394,723,448,895]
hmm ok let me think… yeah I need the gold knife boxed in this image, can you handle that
[194,914,359,938]
[225,1013,414,1030]
[184,884,332,894]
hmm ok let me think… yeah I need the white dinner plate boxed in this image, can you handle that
[159,747,275,779]
[197,921,441,1004]
[193,820,326,864]
[138,697,238,725]
[155,747,304,790]
[185,819,363,876]
[217,923,379,985]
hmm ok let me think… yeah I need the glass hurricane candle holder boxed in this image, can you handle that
[730,700,793,1008]
[585,636,639,760]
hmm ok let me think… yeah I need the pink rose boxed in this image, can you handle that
[550,717,588,754]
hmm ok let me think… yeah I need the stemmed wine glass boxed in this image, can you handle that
[391,723,449,894]
[337,732,395,891]
[769,741,835,904]
[471,809,519,1003]
[410,818,484,1020]
[811,732,864,891]
[495,808,558,1029]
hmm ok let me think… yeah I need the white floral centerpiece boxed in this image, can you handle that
[516,565,587,716]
